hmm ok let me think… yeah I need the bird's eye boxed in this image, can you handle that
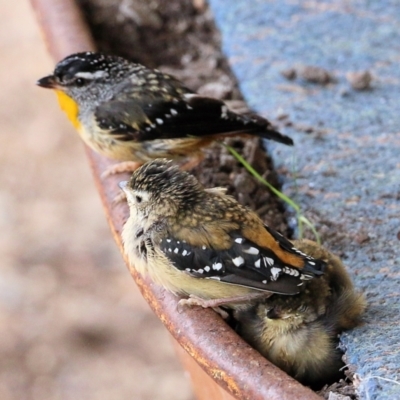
[135,195,143,203]
[74,78,86,87]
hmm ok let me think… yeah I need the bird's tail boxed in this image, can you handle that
[240,113,294,145]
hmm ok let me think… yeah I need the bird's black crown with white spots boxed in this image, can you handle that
[127,159,205,209]
[53,52,136,85]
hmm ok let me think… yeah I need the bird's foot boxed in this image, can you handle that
[178,292,272,317]
[177,296,229,318]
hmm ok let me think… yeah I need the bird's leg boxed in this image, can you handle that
[178,292,273,311]
[176,297,229,319]
[101,161,143,179]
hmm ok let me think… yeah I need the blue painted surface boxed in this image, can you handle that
[208,0,400,398]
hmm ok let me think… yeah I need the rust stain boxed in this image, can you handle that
[179,341,241,397]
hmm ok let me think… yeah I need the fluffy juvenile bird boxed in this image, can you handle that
[120,159,326,310]
[37,52,293,174]
[234,239,366,388]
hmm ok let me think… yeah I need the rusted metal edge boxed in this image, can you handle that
[29,1,321,399]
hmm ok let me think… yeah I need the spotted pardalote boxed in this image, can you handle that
[37,52,293,175]
[120,159,326,310]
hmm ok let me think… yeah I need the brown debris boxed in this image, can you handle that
[346,70,373,90]
[299,65,336,85]
[281,67,297,81]
[318,378,358,400]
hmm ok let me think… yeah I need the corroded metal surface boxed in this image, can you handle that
[31,0,95,60]
[29,1,321,398]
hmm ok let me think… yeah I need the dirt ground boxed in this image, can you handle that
[0,1,193,399]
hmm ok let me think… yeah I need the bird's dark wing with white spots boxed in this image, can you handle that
[95,94,293,145]
[159,232,324,295]
[263,224,326,276]
[95,96,148,141]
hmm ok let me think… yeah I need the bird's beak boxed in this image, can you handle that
[118,181,129,192]
[36,75,58,89]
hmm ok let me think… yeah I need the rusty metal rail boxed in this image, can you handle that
[29,0,321,398]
